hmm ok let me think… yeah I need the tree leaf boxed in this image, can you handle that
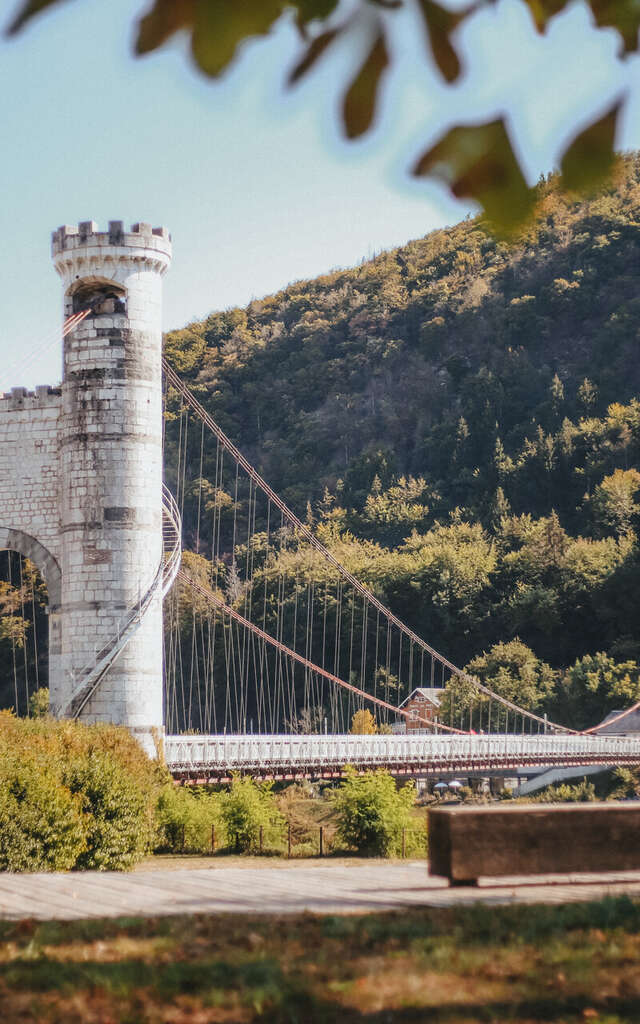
[560,100,622,193]
[520,0,567,33]
[587,0,640,53]
[191,0,286,78]
[292,0,342,31]
[342,29,390,140]
[287,26,343,86]
[416,0,471,84]
[136,0,195,55]
[412,118,536,234]
[5,0,69,36]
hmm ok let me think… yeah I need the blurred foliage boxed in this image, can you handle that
[6,0,638,230]
[28,686,50,719]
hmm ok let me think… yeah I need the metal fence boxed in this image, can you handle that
[165,732,640,779]
[156,822,429,859]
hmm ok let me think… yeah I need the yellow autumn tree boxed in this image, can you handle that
[350,709,377,735]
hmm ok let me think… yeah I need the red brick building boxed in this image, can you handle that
[397,687,445,732]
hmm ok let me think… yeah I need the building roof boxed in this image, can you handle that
[594,708,640,734]
[398,687,446,710]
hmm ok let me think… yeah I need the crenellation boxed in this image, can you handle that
[0,385,62,411]
[52,221,172,265]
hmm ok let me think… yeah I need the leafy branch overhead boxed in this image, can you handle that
[7,0,639,231]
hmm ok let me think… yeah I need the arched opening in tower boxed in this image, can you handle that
[68,279,127,317]
[0,552,49,717]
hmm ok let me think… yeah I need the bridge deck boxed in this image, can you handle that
[165,733,640,780]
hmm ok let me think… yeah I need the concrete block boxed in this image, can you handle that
[428,804,640,883]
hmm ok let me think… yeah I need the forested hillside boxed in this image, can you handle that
[4,158,640,726]
[162,154,640,726]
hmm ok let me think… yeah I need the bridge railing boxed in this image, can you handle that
[164,732,640,776]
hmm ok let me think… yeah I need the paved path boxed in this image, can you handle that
[1,863,640,920]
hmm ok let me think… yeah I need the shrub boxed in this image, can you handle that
[64,751,153,870]
[28,687,50,719]
[220,775,285,852]
[331,767,415,856]
[0,711,164,871]
[533,779,597,803]
[607,767,640,799]
[155,784,221,853]
[0,753,86,871]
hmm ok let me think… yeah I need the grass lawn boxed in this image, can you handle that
[1,898,640,1022]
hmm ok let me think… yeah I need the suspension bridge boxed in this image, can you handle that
[2,221,640,781]
[158,360,640,780]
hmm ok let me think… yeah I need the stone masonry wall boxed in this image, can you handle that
[52,221,171,751]
[0,221,171,755]
[0,387,63,693]
[0,387,62,564]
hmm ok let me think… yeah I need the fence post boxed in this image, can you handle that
[288,824,292,859]
[259,825,263,854]
[181,823,186,853]
[402,828,406,859]
[319,826,324,858]
[211,824,215,853]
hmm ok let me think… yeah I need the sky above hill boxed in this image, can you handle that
[1,0,639,389]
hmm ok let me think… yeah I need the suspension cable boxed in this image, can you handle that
[176,568,468,734]
[163,359,575,734]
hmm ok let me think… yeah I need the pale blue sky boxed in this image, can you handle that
[1,0,638,389]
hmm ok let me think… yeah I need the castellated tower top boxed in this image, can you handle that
[51,220,172,275]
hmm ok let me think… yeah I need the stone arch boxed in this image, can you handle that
[0,528,61,610]
[66,275,127,317]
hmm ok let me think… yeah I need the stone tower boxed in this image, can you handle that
[0,221,172,755]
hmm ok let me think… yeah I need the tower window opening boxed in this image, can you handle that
[70,281,126,317]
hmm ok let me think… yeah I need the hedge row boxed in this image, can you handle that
[0,711,164,871]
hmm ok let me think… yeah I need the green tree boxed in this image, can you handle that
[0,712,163,871]
[28,687,49,719]
[360,475,431,545]
[220,775,284,852]
[332,767,415,856]
[533,779,597,803]
[465,640,556,712]
[155,784,221,853]
[592,469,640,536]
[555,652,640,731]
[578,377,598,414]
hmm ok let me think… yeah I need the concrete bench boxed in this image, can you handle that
[428,803,640,884]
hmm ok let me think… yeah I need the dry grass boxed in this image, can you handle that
[134,853,398,871]
[1,897,640,1021]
